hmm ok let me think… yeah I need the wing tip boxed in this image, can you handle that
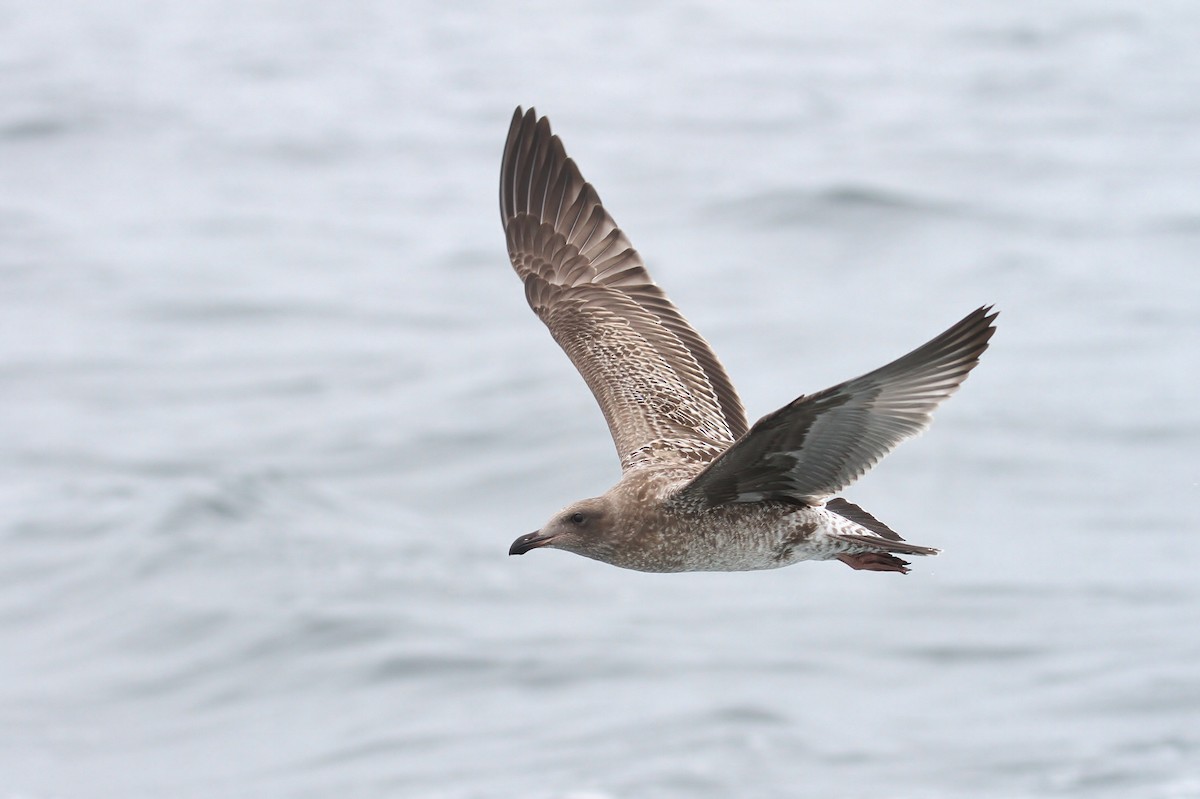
[966,303,1000,344]
[501,106,551,224]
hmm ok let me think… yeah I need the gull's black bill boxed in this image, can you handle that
[509,531,555,556]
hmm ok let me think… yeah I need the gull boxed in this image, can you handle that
[500,107,996,574]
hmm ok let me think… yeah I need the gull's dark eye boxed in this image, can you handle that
[569,512,585,524]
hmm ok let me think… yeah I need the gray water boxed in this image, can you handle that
[2,2,1199,797]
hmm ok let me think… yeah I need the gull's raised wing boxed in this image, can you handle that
[501,107,749,470]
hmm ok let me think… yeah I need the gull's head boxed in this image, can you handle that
[509,496,614,559]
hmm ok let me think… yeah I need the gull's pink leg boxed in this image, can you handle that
[836,552,912,574]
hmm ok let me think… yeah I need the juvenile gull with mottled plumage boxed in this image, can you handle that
[501,107,996,574]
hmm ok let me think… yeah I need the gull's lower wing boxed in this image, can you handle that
[675,306,997,506]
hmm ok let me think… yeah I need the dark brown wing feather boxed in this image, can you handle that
[826,497,904,541]
[500,107,749,468]
[676,306,997,506]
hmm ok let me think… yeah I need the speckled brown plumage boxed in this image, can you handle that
[500,107,997,575]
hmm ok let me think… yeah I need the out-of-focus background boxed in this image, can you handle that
[2,2,1198,797]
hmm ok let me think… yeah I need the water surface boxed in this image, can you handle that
[2,2,1198,797]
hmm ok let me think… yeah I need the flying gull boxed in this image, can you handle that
[500,107,996,574]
